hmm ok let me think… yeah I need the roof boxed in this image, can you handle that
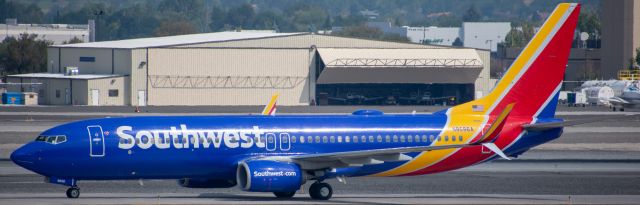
[316,48,483,84]
[53,32,302,49]
[8,73,124,80]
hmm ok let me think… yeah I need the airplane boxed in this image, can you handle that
[328,93,385,105]
[399,92,455,105]
[12,3,585,200]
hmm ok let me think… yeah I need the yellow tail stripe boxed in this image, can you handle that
[371,4,571,177]
[261,93,279,115]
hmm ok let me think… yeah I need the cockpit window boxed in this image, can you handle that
[35,135,67,145]
[35,135,47,141]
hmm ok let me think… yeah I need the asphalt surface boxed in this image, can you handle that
[0,105,639,204]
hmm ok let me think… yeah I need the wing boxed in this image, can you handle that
[265,105,515,170]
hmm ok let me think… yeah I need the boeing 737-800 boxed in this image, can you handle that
[12,3,581,200]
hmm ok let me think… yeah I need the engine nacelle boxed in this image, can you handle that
[177,178,237,188]
[236,160,304,192]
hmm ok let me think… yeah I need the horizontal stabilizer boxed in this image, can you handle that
[482,143,510,160]
[523,114,637,131]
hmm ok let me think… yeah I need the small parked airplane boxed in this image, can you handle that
[12,3,584,200]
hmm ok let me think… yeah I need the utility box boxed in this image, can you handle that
[22,92,38,105]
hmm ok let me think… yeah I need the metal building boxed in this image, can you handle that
[6,32,491,106]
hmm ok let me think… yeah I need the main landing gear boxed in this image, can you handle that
[66,186,80,198]
[309,182,333,200]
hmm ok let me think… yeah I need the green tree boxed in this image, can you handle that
[209,6,227,31]
[504,28,525,48]
[635,48,640,69]
[153,20,196,37]
[333,25,383,39]
[462,4,481,22]
[62,36,84,44]
[0,33,52,74]
[225,4,256,29]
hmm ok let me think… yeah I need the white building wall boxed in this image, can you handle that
[462,22,511,52]
[145,48,311,106]
[474,50,492,98]
[406,27,460,46]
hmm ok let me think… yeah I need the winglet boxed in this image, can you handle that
[471,103,515,144]
[261,93,279,116]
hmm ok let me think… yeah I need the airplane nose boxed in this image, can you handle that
[10,145,36,168]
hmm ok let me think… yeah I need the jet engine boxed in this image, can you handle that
[177,178,237,188]
[236,160,304,192]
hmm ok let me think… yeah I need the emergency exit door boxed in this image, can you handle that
[87,125,105,157]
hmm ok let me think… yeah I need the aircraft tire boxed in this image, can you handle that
[273,191,296,198]
[309,182,332,200]
[66,187,80,198]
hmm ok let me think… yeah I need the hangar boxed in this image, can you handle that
[6,32,491,106]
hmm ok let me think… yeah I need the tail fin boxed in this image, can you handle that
[452,3,580,118]
[261,93,279,116]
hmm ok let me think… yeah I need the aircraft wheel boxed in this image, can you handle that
[309,182,332,200]
[66,187,80,198]
[620,108,625,112]
[613,107,617,111]
[273,191,296,198]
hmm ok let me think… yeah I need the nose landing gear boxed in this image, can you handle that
[66,187,80,198]
[309,182,332,200]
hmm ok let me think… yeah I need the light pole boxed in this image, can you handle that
[486,39,493,52]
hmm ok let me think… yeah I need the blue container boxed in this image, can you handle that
[2,92,24,105]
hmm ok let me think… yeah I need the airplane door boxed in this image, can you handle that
[87,125,105,157]
[279,133,290,151]
[265,133,276,151]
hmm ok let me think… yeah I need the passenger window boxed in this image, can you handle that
[415,135,420,142]
[308,136,313,143]
[330,136,335,143]
[459,136,463,141]
[368,135,374,143]
[300,136,305,143]
[422,135,428,142]
[407,135,413,142]
[315,136,320,143]
[337,136,343,143]
[291,136,297,143]
[445,136,449,141]
[452,135,456,141]
[437,136,441,142]
[345,136,350,143]
[429,135,435,142]
[377,135,382,143]
[322,136,328,143]
[393,135,398,142]
[361,135,367,143]
[353,136,358,143]
[400,135,406,143]
[385,135,390,142]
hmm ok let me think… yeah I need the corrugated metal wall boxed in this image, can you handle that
[474,50,493,98]
[145,48,311,106]
[87,77,127,106]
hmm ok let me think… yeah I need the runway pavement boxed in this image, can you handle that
[0,105,638,204]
